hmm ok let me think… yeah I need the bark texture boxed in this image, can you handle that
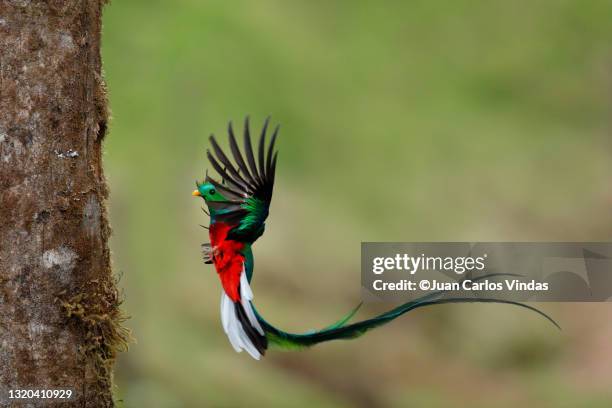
[0,1,127,406]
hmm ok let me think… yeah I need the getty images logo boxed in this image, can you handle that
[371,253,488,275]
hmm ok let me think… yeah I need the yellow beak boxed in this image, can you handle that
[192,189,201,197]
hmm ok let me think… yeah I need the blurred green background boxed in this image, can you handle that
[101,1,612,407]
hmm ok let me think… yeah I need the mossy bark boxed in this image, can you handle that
[0,1,126,406]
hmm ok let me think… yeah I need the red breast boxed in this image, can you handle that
[210,222,244,301]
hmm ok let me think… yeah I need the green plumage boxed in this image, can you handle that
[237,197,268,240]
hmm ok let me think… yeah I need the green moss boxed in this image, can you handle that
[60,276,132,405]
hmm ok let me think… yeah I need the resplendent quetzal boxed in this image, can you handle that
[192,117,558,360]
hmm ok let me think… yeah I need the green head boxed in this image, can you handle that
[192,182,229,202]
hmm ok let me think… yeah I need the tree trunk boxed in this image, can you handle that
[0,1,127,406]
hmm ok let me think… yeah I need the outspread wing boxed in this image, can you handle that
[206,117,279,241]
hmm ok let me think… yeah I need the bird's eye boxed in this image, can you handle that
[209,189,216,195]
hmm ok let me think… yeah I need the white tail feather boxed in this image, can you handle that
[220,294,241,353]
[240,272,264,335]
[219,270,263,360]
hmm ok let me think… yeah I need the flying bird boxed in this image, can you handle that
[193,117,558,360]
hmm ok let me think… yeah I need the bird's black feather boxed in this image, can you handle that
[228,122,257,188]
[235,302,268,355]
[243,117,261,182]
